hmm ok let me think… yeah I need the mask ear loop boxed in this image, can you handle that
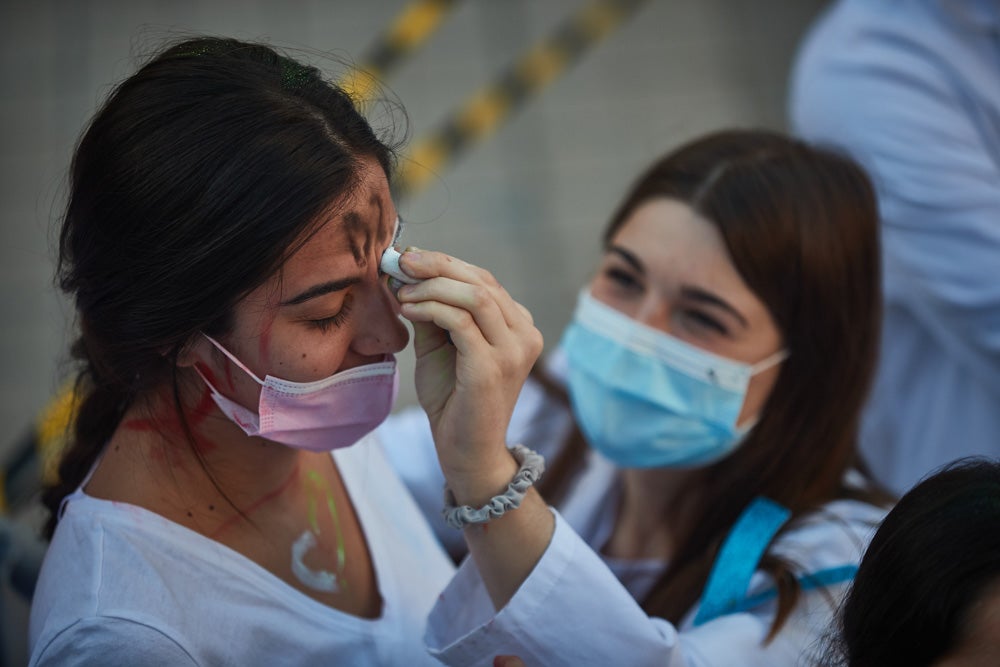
[200,334,267,387]
[733,349,790,431]
[748,348,790,375]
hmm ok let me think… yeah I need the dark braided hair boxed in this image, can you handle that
[44,37,397,538]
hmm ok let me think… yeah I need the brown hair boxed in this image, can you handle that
[538,129,889,639]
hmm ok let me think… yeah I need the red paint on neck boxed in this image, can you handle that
[208,461,302,539]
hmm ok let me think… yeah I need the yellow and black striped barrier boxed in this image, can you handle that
[2,0,649,512]
[394,0,649,198]
[339,0,463,104]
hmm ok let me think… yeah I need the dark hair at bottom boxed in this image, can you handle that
[820,457,1000,667]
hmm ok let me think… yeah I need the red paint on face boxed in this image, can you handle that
[258,315,275,368]
[195,363,219,388]
[223,362,235,392]
[187,387,216,427]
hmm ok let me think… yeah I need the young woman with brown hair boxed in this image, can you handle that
[383,129,892,665]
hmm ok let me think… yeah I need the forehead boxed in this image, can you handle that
[611,198,744,289]
[242,161,394,306]
[288,163,392,266]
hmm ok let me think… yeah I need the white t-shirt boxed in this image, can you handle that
[426,499,883,667]
[29,436,455,667]
[379,372,887,667]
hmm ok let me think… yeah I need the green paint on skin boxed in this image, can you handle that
[304,470,348,584]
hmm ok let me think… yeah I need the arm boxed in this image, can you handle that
[376,370,572,561]
[394,248,553,610]
[396,251,856,665]
[790,19,1000,392]
[427,510,835,667]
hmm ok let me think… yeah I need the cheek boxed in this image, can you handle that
[197,356,264,414]
[265,329,354,383]
[736,366,780,426]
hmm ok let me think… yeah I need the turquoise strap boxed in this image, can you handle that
[694,496,860,626]
[734,564,858,613]
[693,497,791,626]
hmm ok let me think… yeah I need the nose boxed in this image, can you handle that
[347,277,410,362]
[634,296,672,334]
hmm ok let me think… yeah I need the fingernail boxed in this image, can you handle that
[403,250,423,264]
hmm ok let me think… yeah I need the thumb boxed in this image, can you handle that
[410,319,451,358]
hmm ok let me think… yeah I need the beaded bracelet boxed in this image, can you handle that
[442,445,546,530]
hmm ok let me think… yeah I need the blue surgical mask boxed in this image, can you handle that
[560,290,787,468]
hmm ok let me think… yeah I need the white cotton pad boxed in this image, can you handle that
[380,246,420,284]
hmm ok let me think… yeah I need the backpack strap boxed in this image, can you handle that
[694,496,859,625]
[694,497,791,626]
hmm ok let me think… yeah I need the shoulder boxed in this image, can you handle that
[771,498,887,572]
[31,616,197,667]
[31,501,187,644]
[31,496,266,659]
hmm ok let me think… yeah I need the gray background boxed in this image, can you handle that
[0,1,827,663]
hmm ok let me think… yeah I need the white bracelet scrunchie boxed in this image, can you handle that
[442,445,545,530]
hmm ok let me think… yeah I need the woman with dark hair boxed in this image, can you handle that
[29,36,541,666]
[822,458,1000,667]
[382,130,893,665]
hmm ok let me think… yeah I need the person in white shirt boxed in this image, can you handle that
[381,129,893,666]
[29,36,541,667]
[789,0,1000,496]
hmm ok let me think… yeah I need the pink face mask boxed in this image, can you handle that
[196,334,398,452]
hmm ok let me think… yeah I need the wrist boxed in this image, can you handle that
[442,445,546,530]
[443,450,520,508]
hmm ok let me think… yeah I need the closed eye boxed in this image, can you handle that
[683,309,728,336]
[308,295,354,332]
[605,266,642,291]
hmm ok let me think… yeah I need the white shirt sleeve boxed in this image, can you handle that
[31,617,199,667]
[378,372,575,559]
[425,510,839,667]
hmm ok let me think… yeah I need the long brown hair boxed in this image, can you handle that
[539,129,888,638]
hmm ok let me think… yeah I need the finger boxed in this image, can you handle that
[397,248,487,284]
[399,299,492,358]
[398,252,535,337]
[409,319,451,358]
[398,277,512,348]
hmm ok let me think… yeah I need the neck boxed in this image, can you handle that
[604,467,695,560]
[106,370,318,520]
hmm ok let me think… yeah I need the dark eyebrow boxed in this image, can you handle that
[608,245,645,274]
[280,277,361,306]
[680,286,750,328]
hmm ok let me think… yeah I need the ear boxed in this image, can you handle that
[174,333,213,368]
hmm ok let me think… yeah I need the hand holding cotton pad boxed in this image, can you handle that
[380,246,421,285]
